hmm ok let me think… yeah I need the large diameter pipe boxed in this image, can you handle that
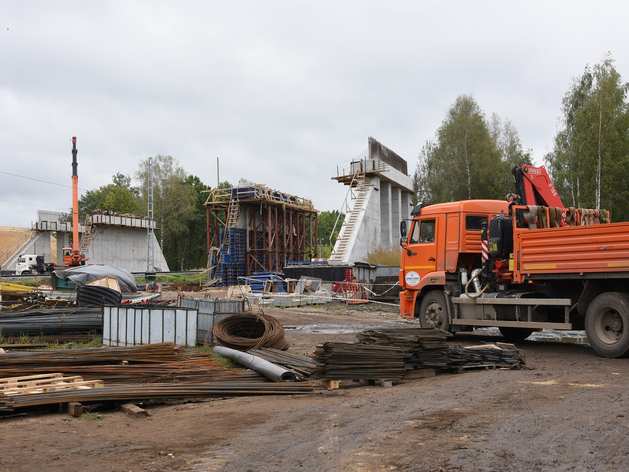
[213,346,297,382]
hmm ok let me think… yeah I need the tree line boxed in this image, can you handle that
[75,156,342,270]
[414,53,629,222]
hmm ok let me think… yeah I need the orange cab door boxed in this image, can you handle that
[403,217,438,288]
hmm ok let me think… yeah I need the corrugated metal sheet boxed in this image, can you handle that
[103,306,198,347]
[180,298,246,343]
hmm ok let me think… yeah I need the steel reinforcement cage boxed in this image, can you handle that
[205,185,318,285]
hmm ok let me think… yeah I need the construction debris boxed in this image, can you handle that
[448,343,526,368]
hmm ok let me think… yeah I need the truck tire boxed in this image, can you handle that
[418,290,451,332]
[499,327,533,341]
[585,292,629,358]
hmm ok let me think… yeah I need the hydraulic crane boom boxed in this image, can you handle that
[62,137,88,266]
[512,164,567,226]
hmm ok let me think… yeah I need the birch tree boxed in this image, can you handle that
[414,95,522,204]
[546,53,629,220]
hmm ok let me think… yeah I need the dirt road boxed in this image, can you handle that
[2,303,629,472]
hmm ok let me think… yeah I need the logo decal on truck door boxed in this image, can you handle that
[405,271,421,286]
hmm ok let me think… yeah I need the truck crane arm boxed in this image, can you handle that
[512,164,564,208]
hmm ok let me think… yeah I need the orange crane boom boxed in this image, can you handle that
[62,137,87,266]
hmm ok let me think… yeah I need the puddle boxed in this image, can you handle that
[475,327,589,345]
[285,320,407,335]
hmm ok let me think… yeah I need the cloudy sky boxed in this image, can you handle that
[1,1,628,227]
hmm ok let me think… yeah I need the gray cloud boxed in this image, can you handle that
[1,1,627,227]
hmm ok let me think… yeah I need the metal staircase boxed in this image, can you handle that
[79,216,96,256]
[329,173,372,263]
[226,199,240,229]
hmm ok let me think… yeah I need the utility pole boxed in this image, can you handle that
[146,157,156,287]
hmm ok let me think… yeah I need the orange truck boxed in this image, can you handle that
[399,165,629,358]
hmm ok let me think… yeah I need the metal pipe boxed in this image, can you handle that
[213,346,296,382]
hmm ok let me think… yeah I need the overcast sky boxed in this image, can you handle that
[1,1,628,227]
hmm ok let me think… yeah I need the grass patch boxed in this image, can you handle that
[193,344,240,368]
[0,332,46,345]
[13,277,49,287]
[57,334,103,349]
[366,246,401,266]
[35,334,103,351]
[80,412,105,421]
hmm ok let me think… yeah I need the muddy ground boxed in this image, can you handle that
[2,302,629,472]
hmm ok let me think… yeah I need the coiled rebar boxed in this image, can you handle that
[211,313,289,351]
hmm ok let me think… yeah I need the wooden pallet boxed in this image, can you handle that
[0,373,104,396]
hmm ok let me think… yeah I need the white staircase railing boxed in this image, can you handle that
[329,173,371,262]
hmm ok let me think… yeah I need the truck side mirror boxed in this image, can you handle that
[400,220,407,238]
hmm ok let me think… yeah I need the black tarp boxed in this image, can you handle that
[53,265,137,292]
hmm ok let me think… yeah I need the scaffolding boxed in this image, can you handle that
[205,184,318,286]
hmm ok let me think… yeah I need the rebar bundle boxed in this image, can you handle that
[357,327,451,370]
[250,348,322,379]
[0,307,103,336]
[0,360,267,384]
[448,343,525,367]
[212,313,289,351]
[0,381,315,412]
[0,342,182,367]
[314,342,406,380]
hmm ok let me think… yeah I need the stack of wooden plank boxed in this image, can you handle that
[313,342,406,380]
[0,373,103,396]
[357,328,452,371]
[447,343,525,368]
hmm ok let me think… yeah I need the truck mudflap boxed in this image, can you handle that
[400,289,417,319]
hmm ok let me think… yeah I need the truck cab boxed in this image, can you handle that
[399,200,508,324]
[15,254,38,275]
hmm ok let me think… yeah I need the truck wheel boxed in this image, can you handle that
[585,292,629,358]
[499,327,533,341]
[419,291,450,332]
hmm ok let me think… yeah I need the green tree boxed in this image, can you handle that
[317,210,344,253]
[414,95,519,204]
[546,53,629,220]
[77,173,139,218]
[177,175,212,270]
[489,113,533,191]
[136,155,197,270]
[544,69,594,207]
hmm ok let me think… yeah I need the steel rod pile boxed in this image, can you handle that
[212,313,290,350]
[447,343,526,367]
[0,307,103,336]
[0,360,267,384]
[314,343,406,380]
[250,348,322,379]
[357,328,452,370]
[0,342,182,367]
[0,381,314,412]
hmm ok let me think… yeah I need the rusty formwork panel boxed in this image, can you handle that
[205,185,318,284]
